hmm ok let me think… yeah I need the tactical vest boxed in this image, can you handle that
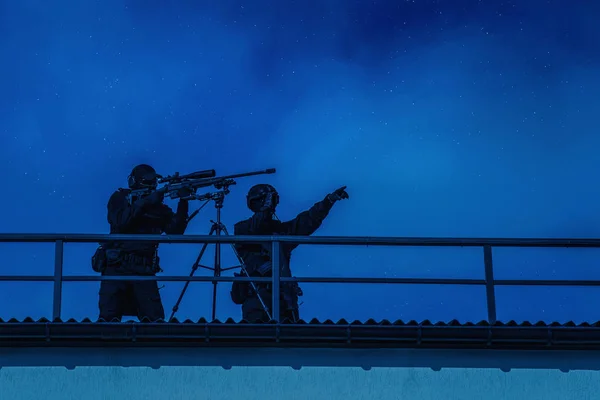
[114,188,166,254]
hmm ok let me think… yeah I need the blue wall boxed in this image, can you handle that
[1,347,599,399]
[1,365,598,400]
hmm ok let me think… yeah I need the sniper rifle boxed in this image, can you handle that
[130,168,276,200]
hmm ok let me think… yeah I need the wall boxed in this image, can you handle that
[1,347,598,400]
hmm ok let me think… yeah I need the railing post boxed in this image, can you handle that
[483,245,497,324]
[271,240,280,322]
[53,240,64,321]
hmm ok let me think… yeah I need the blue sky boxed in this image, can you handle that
[1,0,599,323]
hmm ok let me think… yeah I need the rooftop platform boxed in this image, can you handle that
[1,233,600,370]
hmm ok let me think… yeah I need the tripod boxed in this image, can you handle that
[169,187,271,321]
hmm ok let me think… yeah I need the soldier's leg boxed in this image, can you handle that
[132,279,165,321]
[242,295,271,322]
[242,304,269,322]
[282,308,300,323]
[98,280,127,321]
[281,288,300,322]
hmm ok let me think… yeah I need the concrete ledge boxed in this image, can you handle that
[1,347,600,371]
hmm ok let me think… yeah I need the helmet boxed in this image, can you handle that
[247,184,279,212]
[128,164,159,189]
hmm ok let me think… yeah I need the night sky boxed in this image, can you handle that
[1,0,599,323]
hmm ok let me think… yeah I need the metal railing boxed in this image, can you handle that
[1,233,600,322]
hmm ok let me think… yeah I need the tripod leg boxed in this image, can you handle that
[221,226,272,320]
[226,242,273,321]
[211,232,221,321]
[169,226,216,320]
[211,208,223,320]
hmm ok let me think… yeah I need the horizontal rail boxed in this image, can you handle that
[2,234,600,324]
[1,233,600,247]
[1,275,600,287]
[0,275,486,284]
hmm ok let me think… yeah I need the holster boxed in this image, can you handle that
[91,245,107,273]
[230,272,249,305]
[238,277,303,310]
[92,245,136,274]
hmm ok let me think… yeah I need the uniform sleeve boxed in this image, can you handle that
[233,220,248,235]
[162,200,189,234]
[107,190,144,233]
[279,197,334,236]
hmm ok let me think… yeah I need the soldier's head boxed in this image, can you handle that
[128,164,159,190]
[247,184,279,212]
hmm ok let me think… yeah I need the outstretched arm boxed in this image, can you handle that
[279,196,334,236]
[279,186,349,235]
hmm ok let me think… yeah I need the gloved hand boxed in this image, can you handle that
[138,187,166,207]
[327,186,349,203]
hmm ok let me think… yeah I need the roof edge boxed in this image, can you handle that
[2,347,600,371]
[2,321,600,351]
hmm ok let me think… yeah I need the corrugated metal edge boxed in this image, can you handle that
[1,317,600,327]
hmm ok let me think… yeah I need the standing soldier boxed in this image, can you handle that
[231,184,349,322]
[96,164,190,322]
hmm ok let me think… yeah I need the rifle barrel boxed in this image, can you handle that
[163,167,277,198]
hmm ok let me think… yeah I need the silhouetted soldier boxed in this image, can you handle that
[97,164,190,321]
[231,184,349,322]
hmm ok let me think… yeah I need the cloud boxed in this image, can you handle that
[1,0,600,321]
